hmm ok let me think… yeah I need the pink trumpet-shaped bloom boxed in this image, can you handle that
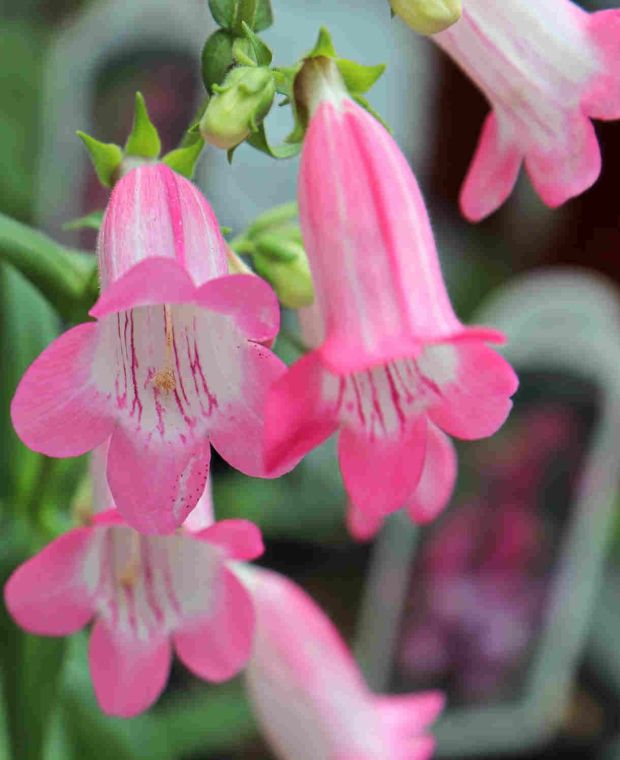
[12,164,296,534]
[4,486,262,717]
[266,72,517,535]
[239,566,444,760]
[432,1,620,221]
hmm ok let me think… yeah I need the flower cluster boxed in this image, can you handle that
[5,0,620,755]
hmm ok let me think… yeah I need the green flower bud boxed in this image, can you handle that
[390,0,461,35]
[199,66,275,150]
[252,233,314,309]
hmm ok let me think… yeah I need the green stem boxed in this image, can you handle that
[0,213,98,322]
[233,0,258,34]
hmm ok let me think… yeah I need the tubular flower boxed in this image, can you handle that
[11,163,296,534]
[265,60,517,534]
[4,486,263,718]
[239,566,444,760]
[431,1,620,221]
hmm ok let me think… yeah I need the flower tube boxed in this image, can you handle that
[240,565,444,760]
[432,1,620,220]
[12,164,297,533]
[266,59,517,533]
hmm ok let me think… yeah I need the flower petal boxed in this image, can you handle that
[196,273,280,344]
[263,350,338,476]
[422,341,518,440]
[11,324,115,457]
[525,112,601,208]
[196,519,264,560]
[107,426,211,534]
[89,257,196,319]
[174,567,254,682]
[338,415,427,516]
[210,340,304,478]
[346,502,385,543]
[583,10,620,121]
[4,528,95,636]
[89,618,171,717]
[406,423,456,524]
[460,112,522,222]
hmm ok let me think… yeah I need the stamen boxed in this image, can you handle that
[118,533,142,588]
[153,305,177,393]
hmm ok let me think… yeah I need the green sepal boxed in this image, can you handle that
[162,135,205,179]
[76,131,123,188]
[336,59,386,95]
[253,0,273,32]
[202,30,235,93]
[307,26,337,59]
[124,92,161,159]
[62,210,104,231]
[245,123,301,159]
[240,21,272,65]
[208,0,236,28]
[273,66,299,97]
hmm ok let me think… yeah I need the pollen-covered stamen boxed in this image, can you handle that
[152,305,177,393]
[117,531,142,588]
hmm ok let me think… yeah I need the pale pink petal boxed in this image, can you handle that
[299,97,468,375]
[525,113,601,208]
[89,257,195,319]
[263,350,338,475]
[406,423,456,524]
[210,341,306,478]
[408,737,437,760]
[97,163,227,289]
[346,502,385,543]
[182,478,215,532]
[174,567,254,682]
[11,324,115,457]
[375,692,445,736]
[89,618,171,717]
[338,415,427,516]
[424,341,518,440]
[460,112,522,222]
[196,273,280,344]
[107,426,211,534]
[4,528,95,635]
[196,519,264,560]
[583,10,620,121]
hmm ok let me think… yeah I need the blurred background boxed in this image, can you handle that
[2,0,620,758]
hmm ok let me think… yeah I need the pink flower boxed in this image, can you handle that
[240,566,444,760]
[4,489,263,717]
[12,164,295,534]
[265,68,517,536]
[432,1,620,221]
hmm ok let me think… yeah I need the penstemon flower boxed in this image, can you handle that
[432,1,620,221]
[11,163,296,534]
[239,565,444,760]
[4,480,262,717]
[265,59,517,535]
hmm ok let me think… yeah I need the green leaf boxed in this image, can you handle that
[162,135,205,178]
[336,59,386,94]
[254,0,274,31]
[240,21,273,66]
[124,92,161,159]
[76,131,123,188]
[307,26,337,59]
[202,30,235,92]
[245,123,302,159]
[208,0,235,29]
[62,210,104,231]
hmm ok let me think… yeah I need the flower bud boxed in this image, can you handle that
[199,66,275,150]
[252,232,314,309]
[390,0,461,35]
